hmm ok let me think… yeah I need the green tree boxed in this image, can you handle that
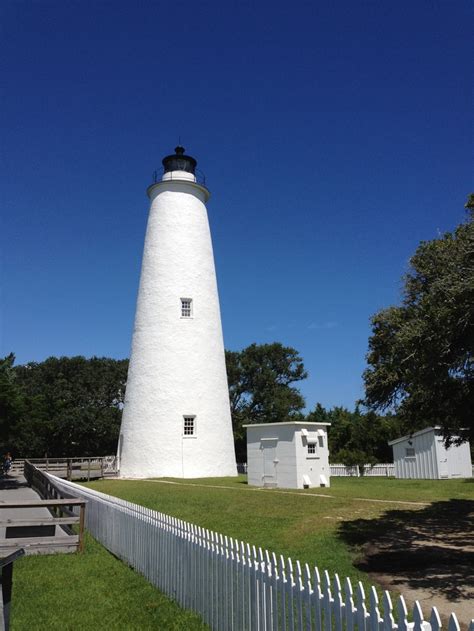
[307,403,401,471]
[226,343,307,460]
[11,356,128,457]
[364,197,474,445]
[0,353,25,449]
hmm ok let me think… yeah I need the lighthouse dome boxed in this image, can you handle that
[162,145,197,175]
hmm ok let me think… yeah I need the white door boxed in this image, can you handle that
[262,440,277,485]
[437,440,449,478]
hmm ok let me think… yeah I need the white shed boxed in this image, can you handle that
[388,427,472,479]
[244,422,331,489]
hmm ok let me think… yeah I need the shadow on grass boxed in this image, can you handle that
[337,499,474,602]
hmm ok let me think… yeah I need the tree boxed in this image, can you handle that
[9,356,129,457]
[226,343,307,460]
[307,403,401,472]
[364,196,474,445]
[0,354,25,449]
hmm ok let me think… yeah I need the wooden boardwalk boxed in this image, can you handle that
[0,472,83,555]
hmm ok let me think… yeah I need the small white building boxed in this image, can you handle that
[388,427,472,479]
[244,422,331,489]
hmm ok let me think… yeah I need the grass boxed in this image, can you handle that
[12,533,208,631]
[11,476,472,629]
[83,475,473,590]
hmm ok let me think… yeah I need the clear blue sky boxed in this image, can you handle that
[1,1,472,412]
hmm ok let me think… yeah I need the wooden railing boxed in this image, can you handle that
[0,549,25,631]
[10,456,117,480]
[0,462,86,555]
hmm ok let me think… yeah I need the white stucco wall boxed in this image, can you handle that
[246,422,331,489]
[247,425,298,488]
[295,427,331,488]
[118,172,237,478]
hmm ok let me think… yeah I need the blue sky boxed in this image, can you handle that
[1,1,472,411]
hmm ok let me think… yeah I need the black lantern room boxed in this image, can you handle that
[162,146,197,175]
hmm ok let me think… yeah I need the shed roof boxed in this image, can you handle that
[243,421,331,428]
[388,426,440,446]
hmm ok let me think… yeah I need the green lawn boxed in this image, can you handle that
[12,534,208,631]
[83,475,473,590]
[12,476,472,629]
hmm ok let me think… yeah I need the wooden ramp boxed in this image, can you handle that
[0,473,84,555]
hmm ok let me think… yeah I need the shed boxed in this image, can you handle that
[388,427,472,479]
[244,422,331,489]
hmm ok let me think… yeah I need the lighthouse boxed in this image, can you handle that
[118,146,237,478]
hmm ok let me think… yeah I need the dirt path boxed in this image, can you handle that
[339,498,474,628]
[136,478,431,506]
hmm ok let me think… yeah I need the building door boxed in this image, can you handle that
[262,440,277,486]
[437,439,449,478]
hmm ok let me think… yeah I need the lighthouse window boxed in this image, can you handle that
[183,416,195,436]
[181,298,192,318]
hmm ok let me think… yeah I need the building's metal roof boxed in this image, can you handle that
[388,426,440,446]
[243,421,331,428]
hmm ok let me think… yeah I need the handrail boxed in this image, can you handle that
[0,548,25,631]
[20,461,86,552]
[14,456,118,480]
[0,549,25,568]
[151,165,207,187]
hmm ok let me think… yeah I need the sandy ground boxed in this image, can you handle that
[344,498,474,628]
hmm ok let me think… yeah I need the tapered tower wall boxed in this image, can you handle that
[118,167,237,478]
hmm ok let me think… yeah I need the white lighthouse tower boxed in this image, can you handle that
[118,146,237,478]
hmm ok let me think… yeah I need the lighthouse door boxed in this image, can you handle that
[262,439,278,487]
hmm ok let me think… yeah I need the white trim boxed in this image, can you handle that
[243,422,331,428]
[146,178,210,202]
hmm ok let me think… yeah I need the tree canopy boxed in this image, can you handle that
[0,353,25,448]
[306,403,401,471]
[3,355,128,457]
[363,196,474,445]
[2,345,308,460]
[226,343,307,460]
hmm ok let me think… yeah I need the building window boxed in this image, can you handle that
[405,447,415,458]
[181,298,192,318]
[318,436,324,448]
[183,416,195,436]
[308,444,316,455]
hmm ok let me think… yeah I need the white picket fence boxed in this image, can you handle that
[330,464,395,477]
[46,473,471,631]
[237,463,395,477]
